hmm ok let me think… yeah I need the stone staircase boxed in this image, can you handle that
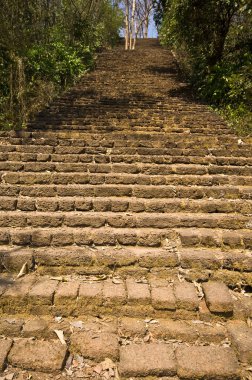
[0,38,251,379]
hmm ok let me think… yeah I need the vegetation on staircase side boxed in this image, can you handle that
[0,0,123,130]
[157,0,252,134]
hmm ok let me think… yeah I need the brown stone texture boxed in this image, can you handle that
[103,279,126,306]
[203,281,233,313]
[0,318,23,336]
[22,319,48,338]
[78,282,103,312]
[176,345,240,379]
[227,321,252,364]
[119,343,176,377]
[151,286,176,310]
[71,331,119,362]
[8,339,68,372]
[126,278,150,305]
[28,279,58,311]
[119,318,147,338]
[174,281,199,310]
[1,275,36,313]
[0,338,12,370]
[148,319,198,343]
[54,281,79,315]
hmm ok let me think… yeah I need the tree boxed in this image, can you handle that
[123,0,154,50]
[0,0,123,128]
[159,0,252,133]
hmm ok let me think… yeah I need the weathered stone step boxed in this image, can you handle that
[1,184,251,199]
[1,134,251,149]
[1,143,251,158]
[1,196,251,215]
[177,227,252,249]
[0,273,241,319]
[2,171,252,186]
[0,227,251,250]
[1,245,251,288]
[3,130,250,145]
[0,226,174,247]
[0,211,250,230]
[0,315,251,378]
[2,161,252,178]
[2,152,252,166]
[0,35,251,380]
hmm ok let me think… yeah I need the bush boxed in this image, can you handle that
[159,0,252,134]
[0,0,123,129]
[26,42,90,86]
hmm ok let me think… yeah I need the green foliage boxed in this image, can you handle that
[160,0,252,134]
[0,0,123,129]
[26,42,90,86]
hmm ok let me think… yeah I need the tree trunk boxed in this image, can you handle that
[130,0,136,50]
[125,0,129,50]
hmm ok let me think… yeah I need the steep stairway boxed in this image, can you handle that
[0,39,251,379]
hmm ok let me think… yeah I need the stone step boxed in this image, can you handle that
[0,226,251,251]
[1,135,251,150]
[0,315,251,378]
[3,130,250,144]
[0,226,174,248]
[177,227,252,249]
[0,273,243,319]
[1,196,251,215]
[0,184,251,199]
[0,35,252,380]
[2,161,252,177]
[1,246,251,288]
[2,171,252,186]
[2,152,252,166]
[1,143,251,158]
[0,211,250,230]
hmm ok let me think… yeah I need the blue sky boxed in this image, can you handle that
[148,13,158,37]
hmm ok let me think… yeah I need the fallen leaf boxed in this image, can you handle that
[112,277,123,284]
[102,358,115,371]
[70,321,84,329]
[54,329,66,345]
[65,369,73,376]
[177,273,184,282]
[17,262,29,279]
[143,334,151,342]
[192,320,213,327]
[5,375,15,380]
[93,364,103,374]
[149,319,158,324]
[247,318,252,328]
[193,281,204,299]
[103,372,110,380]
[109,368,115,376]
[144,318,159,324]
[50,276,66,282]
[65,354,73,369]
[76,354,84,364]
[135,278,148,284]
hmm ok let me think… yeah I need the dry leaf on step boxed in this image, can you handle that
[70,321,84,329]
[54,329,66,345]
[17,262,29,279]
[112,277,123,284]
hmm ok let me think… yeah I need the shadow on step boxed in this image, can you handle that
[29,91,162,131]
